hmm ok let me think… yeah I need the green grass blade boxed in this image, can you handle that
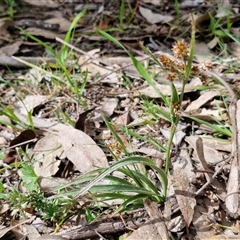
[75,156,168,198]
[61,9,87,62]
[186,116,232,137]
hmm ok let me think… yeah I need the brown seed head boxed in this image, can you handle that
[172,39,189,59]
[159,54,175,68]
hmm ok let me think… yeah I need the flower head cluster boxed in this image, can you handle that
[159,39,208,83]
[172,39,189,59]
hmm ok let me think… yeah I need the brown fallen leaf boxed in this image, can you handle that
[114,111,130,126]
[0,41,23,56]
[21,224,40,240]
[75,108,95,132]
[0,19,13,37]
[25,27,64,39]
[59,128,109,173]
[185,136,231,164]
[171,169,196,228]
[139,6,173,23]
[22,0,59,7]
[0,216,35,238]
[139,77,202,98]
[15,95,48,115]
[32,132,66,177]
[185,90,221,112]
[3,129,36,164]
[12,113,109,173]
[202,235,240,240]
[45,17,71,32]
[35,235,67,240]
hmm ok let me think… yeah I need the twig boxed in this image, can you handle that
[55,217,149,240]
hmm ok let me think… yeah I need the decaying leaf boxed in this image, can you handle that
[22,0,59,7]
[160,123,187,146]
[25,27,64,39]
[139,78,202,98]
[45,17,71,32]
[171,169,196,228]
[0,217,35,238]
[15,95,48,115]
[59,128,109,173]
[100,98,118,117]
[78,49,120,84]
[185,136,231,164]
[3,130,36,164]
[75,108,95,132]
[185,90,221,112]
[139,6,173,24]
[32,132,65,177]
[114,111,130,126]
[0,41,23,56]
[24,224,41,240]
[38,177,68,192]
[124,221,161,240]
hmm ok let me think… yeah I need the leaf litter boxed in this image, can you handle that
[1,0,240,239]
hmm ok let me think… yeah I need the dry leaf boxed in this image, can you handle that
[131,147,164,158]
[45,17,71,32]
[100,98,118,117]
[25,27,64,39]
[216,0,232,18]
[35,235,68,240]
[202,235,240,240]
[33,132,65,177]
[38,177,68,192]
[139,6,173,24]
[24,224,41,240]
[186,108,226,121]
[0,20,13,37]
[59,128,109,173]
[0,217,35,238]
[185,90,221,112]
[185,136,231,152]
[207,36,219,49]
[160,128,186,146]
[3,130,36,164]
[139,78,202,98]
[192,204,216,239]
[114,112,130,126]
[226,101,240,218]
[185,136,230,164]
[160,123,187,146]
[167,215,185,232]
[15,95,47,115]
[124,221,161,240]
[0,41,23,56]
[75,108,95,132]
[180,0,204,8]
[171,169,196,227]
[22,0,59,7]
[194,42,213,63]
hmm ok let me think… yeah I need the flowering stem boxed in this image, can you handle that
[164,14,196,175]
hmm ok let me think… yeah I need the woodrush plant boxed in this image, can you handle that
[54,156,168,213]
[98,24,197,174]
